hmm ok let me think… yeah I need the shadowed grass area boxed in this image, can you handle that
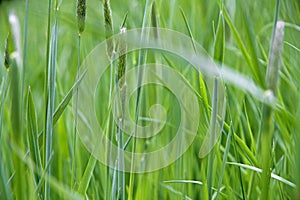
[0,0,299,199]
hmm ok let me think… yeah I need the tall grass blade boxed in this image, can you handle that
[206,78,218,200]
[78,155,97,195]
[215,122,232,200]
[73,0,86,189]
[44,3,59,197]
[53,70,86,126]
[260,4,284,198]
[43,0,53,198]
[227,162,296,188]
[116,27,127,200]
[128,0,151,198]
[207,5,225,198]
[27,87,43,187]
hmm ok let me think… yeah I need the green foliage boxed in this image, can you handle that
[0,0,299,199]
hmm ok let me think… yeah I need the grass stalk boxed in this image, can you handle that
[73,0,86,189]
[27,87,43,190]
[42,0,53,198]
[215,122,232,200]
[206,78,218,200]
[116,27,127,200]
[207,4,225,198]
[260,16,284,200]
[44,1,59,197]
[128,1,151,198]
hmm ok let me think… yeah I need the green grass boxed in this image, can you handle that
[0,0,300,199]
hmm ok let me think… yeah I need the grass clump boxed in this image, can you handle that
[0,0,299,199]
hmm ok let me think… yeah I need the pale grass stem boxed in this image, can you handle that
[261,20,284,199]
[116,27,127,200]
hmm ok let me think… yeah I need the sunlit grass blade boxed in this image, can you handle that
[227,162,296,188]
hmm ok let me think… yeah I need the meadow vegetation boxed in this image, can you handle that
[0,0,300,199]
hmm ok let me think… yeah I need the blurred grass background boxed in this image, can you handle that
[0,0,300,199]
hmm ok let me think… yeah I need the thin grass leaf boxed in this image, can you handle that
[77,154,97,195]
[117,27,127,200]
[179,7,197,53]
[44,5,59,198]
[227,162,296,188]
[222,6,263,86]
[164,179,227,196]
[160,183,192,200]
[42,0,54,197]
[128,1,151,199]
[120,12,128,29]
[206,78,218,200]
[27,87,43,186]
[151,1,159,38]
[52,69,86,126]
[223,122,258,166]
[215,122,232,200]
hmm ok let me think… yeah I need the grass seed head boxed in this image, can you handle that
[76,0,86,35]
[4,34,10,70]
[266,20,284,95]
[117,27,127,86]
[104,0,114,58]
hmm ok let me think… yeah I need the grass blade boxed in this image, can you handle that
[227,162,296,188]
[260,5,284,198]
[27,87,43,185]
[44,3,59,197]
[215,122,232,200]
[53,70,86,126]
